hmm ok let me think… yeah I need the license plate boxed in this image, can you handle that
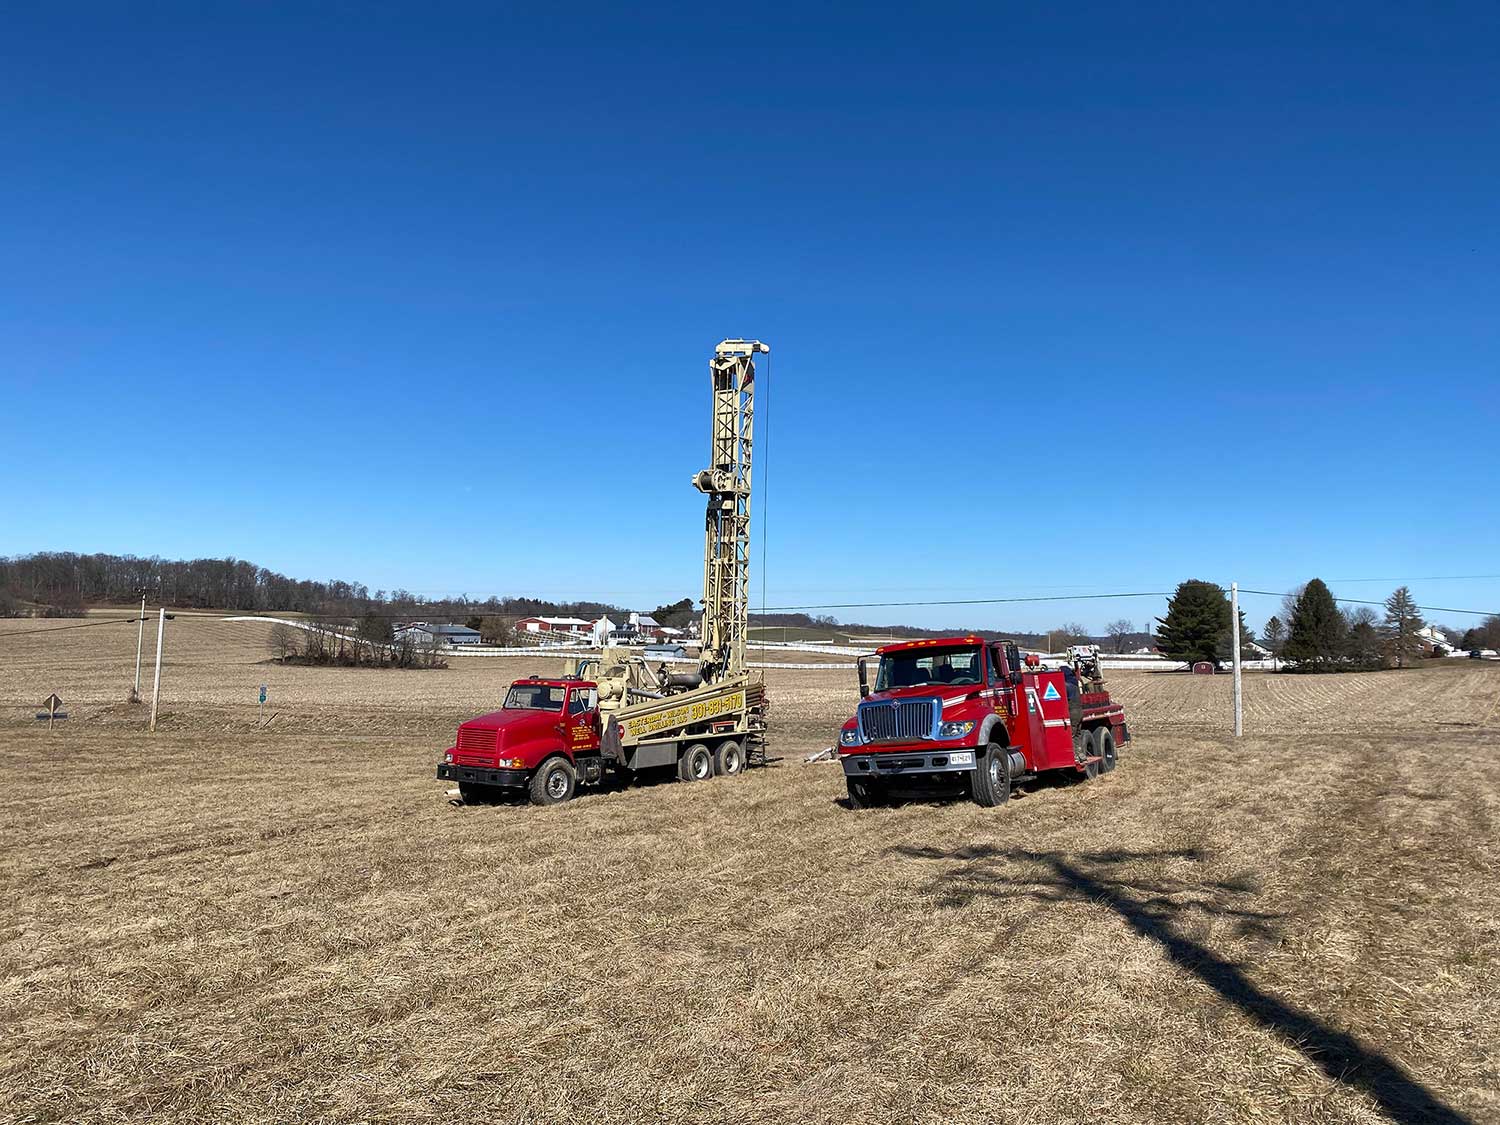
[948,751,974,766]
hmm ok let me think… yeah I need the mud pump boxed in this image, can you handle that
[437,340,771,804]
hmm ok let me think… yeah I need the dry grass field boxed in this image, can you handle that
[2,615,1498,1123]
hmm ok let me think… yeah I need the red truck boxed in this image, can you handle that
[438,678,607,805]
[437,670,762,806]
[836,637,1130,808]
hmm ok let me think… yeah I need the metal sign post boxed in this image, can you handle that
[131,591,146,703]
[1231,582,1243,738]
[41,693,64,730]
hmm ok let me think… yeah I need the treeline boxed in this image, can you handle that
[1158,578,1472,673]
[0,551,635,623]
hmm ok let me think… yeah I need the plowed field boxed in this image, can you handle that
[2,615,1497,1123]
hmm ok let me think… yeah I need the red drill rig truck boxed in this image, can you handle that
[436,339,770,806]
[836,638,1130,808]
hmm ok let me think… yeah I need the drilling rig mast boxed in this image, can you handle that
[694,339,767,682]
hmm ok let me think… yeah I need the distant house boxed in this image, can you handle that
[395,622,482,646]
[1416,625,1454,654]
[630,612,666,641]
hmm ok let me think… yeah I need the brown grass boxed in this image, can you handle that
[1,616,1498,1123]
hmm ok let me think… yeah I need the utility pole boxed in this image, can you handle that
[131,590,147,703]
[1230,582,1243,738]
[149,608,166,733]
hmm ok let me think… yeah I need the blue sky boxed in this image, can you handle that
[3,3,1497,633]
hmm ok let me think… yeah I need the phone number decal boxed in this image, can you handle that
[625,691,745,738]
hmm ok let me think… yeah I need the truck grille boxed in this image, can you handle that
[858,699,936,743]
[457,728,496,752]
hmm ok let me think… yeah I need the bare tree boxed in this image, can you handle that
[1050,623,1090,652]
[268,622,300,662]
[1105,619,1134,654]
[1261,616,1286,670]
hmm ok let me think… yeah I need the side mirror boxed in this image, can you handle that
[857,657,871,698]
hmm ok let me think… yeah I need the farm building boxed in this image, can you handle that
[394,622,482,646]
[517,616,592,636]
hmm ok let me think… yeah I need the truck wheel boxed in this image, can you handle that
[971,742,1011,808]
[678,743,713,782]
[529,757,577,806]
[846,777,885,809]
[1080,732,1100,780]
[714,740,744,777]
[1095,726,1117,773]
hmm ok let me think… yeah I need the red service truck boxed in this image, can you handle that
[836,637,1130,808]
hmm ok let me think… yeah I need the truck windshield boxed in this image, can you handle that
[503,684,566,711]
[876,646,983,691]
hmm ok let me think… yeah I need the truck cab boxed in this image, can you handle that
[836,637,1130,809]
[437,677,604,805]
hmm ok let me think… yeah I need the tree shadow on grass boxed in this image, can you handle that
[892,844,1471,1125]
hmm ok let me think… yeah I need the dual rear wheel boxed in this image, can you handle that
[677,740,745,783]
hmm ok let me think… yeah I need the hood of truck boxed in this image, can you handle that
[839,683,994,753]
[864,683,985,707]
[451,708,566,765]
[460,709,559,740]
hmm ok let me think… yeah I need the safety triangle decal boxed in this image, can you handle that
[1042,683,1061,702]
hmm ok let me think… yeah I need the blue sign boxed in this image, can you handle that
[1042,682,1061,702]
[259,685,268,704]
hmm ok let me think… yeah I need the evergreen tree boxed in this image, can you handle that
[1156,580,1231,667]
[650,597,696,628]
[1217,606,1255,663]
[1283,578,1346,670]
[1382,586,1426,669]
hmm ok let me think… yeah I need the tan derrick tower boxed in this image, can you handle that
[693,339,767,683]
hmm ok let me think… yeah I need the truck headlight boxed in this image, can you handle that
[839,727,861,746]
[938,720,975,740]
[444,753,454,763]
[497,757,526,769]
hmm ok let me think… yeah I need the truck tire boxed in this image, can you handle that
[714,740,745,777]
[971,742,1011,808]
[529,757,577,806]
[846,777,885,809]
[1095,726,1117,773]
[1080,734,1100,780]
[678,743,713,782]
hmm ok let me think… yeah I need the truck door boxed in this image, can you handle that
[987,643,1015,737]
[565,686,601,754]
[1030,671,1076,768]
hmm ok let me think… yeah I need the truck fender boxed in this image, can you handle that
[510,735,573,767]
[977,714,1010,749]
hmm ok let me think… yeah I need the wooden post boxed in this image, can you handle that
[1231,582,1243,738]
[149,608,165,733]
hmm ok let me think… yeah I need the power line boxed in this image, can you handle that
[1236,588,1498,619]
[757,591,1173,612]
[0,617,142,639]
